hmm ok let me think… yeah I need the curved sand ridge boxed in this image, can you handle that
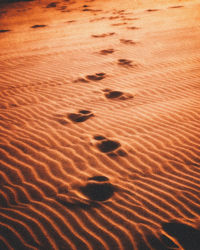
[0,0,200,249]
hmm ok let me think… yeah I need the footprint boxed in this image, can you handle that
[46,2,58,8]
[93,135,106,141]
[31,25,47,29]
[65,20,76,24]
[68,110,94,123]
[162,221,200,250]
[147,8,159,12]
[126,26,139,30]
[118,59,134,67]
[120,39,137,45]
[111,22,127,26]
[91,32,115,38]
[103,89,133,100]
[169,6,184,9]
[86,73,106,81]
[88,176,109,181]
[73,77,89,83]
[0,30,11,33]
[94,135,127,157]
[80,176,115,201]
[99,49,115,55]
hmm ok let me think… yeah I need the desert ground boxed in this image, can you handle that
[0,0,200,249]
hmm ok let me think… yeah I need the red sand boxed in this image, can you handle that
[0,0,200,249]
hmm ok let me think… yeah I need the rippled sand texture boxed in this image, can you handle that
[0,0,200,249]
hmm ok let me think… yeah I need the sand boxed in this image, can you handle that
[0,0,200,249]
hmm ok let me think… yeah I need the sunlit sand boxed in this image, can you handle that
[0,0,200,249]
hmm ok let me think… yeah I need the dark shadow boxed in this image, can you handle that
[86,73,106,81]
[80,182,115,201]
[46,2,58,8]
[93,135,106,141]
[88,176,109,182]
[162,221,200,250]
[31,25,46,28]
[105,91,123,99]
[92,32,115,38]
[118,59,134,67]
[99,49,115,55]
[97,140,121,153]
[68,111,94,123]
[0,30,11,33]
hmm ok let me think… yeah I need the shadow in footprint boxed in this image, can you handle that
[111,22,127,26]
[127,26,139,30]
[94,135,127,157]
[97,140,121,153]
[99,49,115,55]
[146,9,159,12]
[120,39,137,45]
[31,25,47,29]
[104,89,133,100]
[0,30,11,33]
[73,77,89,83]
[93,135,106,141]
[162,221,200,250]
[68,110,94,123]
[169,6,184,9]
[118,59,135,67]
[86,73,106,81]
[92,32,115,38]
[80,176,115,201]
[46,2,58,8]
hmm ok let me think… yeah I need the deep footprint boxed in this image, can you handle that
[68,110,94,123]
[162,221,200,250]
[97,140,121,153]
[80,176,115,201]
[103,89,133,100]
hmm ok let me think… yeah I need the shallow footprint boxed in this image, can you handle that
[99,49,115,55]
[146,9,160,12]
[118,59,134,67]
[91,32,115,38]
[86,73,106,81]
[169,5,184,9]
[120,39,137,45]
[68,110,94,123]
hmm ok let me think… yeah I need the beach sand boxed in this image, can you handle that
[0,0,200,249]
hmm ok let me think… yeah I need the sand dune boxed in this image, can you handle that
[0,0,200,249]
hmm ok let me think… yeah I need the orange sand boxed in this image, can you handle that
[0,0,200,249]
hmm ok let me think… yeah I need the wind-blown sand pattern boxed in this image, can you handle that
[0,0,200,249]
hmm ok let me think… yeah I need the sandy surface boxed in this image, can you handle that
[0,0,200,249]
